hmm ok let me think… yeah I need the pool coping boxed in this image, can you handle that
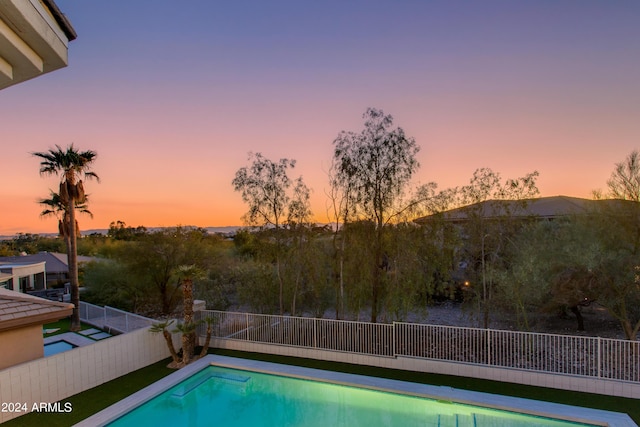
[74,355,638,427]
[44,332,96,348]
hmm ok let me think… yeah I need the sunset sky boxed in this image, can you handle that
[1,1,639,235]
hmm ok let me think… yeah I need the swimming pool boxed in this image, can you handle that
[77,356,637,427]
[43,340,76,356]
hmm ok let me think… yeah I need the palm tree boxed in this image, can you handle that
[199,317,216,358]
[150,320,181,366]
[33,144,99,331]
[151,266,207,368]
[175,264,205,364]
[39,190,93,245]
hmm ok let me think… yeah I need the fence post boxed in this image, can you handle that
[597,336,601,378]
[487,329,491,366]
[392,322,397,357]
[313,318,317,348]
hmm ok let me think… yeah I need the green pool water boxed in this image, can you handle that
[106,366,594,427]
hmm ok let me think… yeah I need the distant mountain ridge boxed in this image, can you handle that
[1,224,339,240]
[82,226,243,236]
[0,226,243,240]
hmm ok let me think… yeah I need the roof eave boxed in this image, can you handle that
[41,0,76,41]
[0,306,73,332]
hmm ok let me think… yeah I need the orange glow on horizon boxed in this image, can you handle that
[1,2,638,235]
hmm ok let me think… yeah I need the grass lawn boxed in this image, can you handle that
[42,318,96,337]
[4,349,639,426]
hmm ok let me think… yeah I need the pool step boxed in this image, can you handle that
[437,413,475,427]
[170,372,251,399]
[473,413,538,427]
[438,412,541,427]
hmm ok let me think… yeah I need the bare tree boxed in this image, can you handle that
[327,160,355,319]
[332,108,420,322]
[607,149,640,201]
[457,168,539,328]
[232,152,311,315]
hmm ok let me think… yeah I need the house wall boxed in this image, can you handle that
[0,262,47,292]
[0,326,177,424]
[0,325,43,370]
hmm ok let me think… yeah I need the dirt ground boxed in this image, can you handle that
[412,302,628,340]
[230,301,631,340]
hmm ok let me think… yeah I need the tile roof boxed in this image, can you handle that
[415,196,638,223]
[0,288,73,332]
[0,252,96,274]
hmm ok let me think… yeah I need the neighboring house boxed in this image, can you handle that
[0,0,76,90]
[414,195,638,291]
[0,287,73,370]
[0,252,96,290]
[414,195,610,225]
[0,260,46,292]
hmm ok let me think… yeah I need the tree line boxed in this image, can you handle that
[16,109,640,340]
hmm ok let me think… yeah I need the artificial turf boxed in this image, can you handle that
[4,349,638,426]
[42,318,96,337]
[2,358,175,427]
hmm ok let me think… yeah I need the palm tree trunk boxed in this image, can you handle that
[183,278,193,324]
[183,278,194,361]
[181,333,191,365]
[66,181,81,331]
[163,329,181,365]
[199,321,213,358]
